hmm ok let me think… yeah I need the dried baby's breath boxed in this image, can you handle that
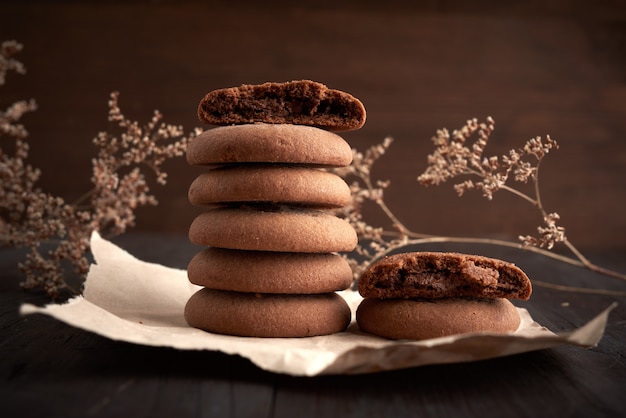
[418,117,565,251]
[335,117,626,285]
[1,42,200,298]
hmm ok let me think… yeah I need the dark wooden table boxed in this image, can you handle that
[1,234,624,418]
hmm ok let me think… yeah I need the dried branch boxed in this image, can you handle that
[334,117,626,290]
[1,41,200,298]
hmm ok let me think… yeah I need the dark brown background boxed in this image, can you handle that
[2,0,625,254]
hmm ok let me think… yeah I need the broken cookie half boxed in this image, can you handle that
[358,252,532,300]
[197,80,366,131]
[356,252,532,340]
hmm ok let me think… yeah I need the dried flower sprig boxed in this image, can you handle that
[1,41,200,298]
[0,40,25,85]
[418,117,565,249]
[82,91,200,236]
[335,117,626,290]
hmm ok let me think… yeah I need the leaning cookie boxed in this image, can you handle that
[187,248,353,294]
[188,165,351,208]
[185,289,352,337]
[186,123,353,167]
[358,252,532,300]
[356,297,521,340]
[189,207,357,253]
[197,80,366,131]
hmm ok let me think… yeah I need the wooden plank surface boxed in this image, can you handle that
[1,234,625,417]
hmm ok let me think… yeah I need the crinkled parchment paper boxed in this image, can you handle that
[20,232,615,376]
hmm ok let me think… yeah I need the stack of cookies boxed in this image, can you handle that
[356,252,532,340]
[184,80,366,338]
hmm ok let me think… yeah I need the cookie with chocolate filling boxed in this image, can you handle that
[197,80,366,131]
[358,252,532,300]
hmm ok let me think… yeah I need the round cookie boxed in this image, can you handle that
[186,123,353,167]
[185,288,352,337]
[188,165,351,208]
[189,207,358,253]
[356,297,521,340]
[187,247,353,294]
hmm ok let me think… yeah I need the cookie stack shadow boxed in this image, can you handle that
[184,81,366,338]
